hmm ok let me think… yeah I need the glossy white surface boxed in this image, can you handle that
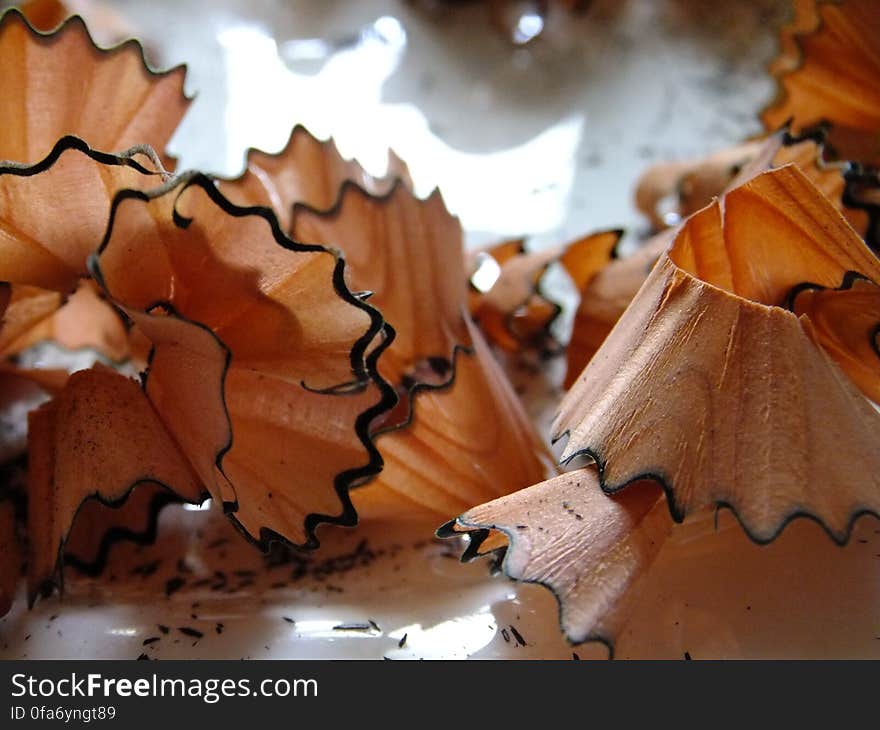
[114,0,783,246]
[4,502,879,660]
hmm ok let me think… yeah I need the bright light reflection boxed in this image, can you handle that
[219,15,405,172]
[280,37,331,62]
[293,619,379,639]
[513,13,544,45]
[182,498,212,512]
[371,15,406,47]
[387,611,497,659]
[470,253,502,293]
[216,16,582,237]
[108,628,138,637]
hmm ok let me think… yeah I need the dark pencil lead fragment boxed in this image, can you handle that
[333,622,375,632]
[165,577,186,597]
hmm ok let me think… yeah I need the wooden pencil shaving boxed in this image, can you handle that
[0,6,552,620]
[447,164,880,647]
[761,0,880,165]
[1,1,879,661]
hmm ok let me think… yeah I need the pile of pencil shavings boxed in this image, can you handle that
[0,1,878,658]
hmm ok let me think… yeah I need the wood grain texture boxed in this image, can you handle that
[26,367,202,603]
[790,276,880,403]
[94,179,379,548]
[635,141,766,231]
[220,125,412,232]
[292,181,553,521]
[466,237,573,355]
[0,9,189,165]
[564,229,670,388]
[0,144,164,292]
[635,134,861,236]
[468,239,562,354]
[557,166,880,542]
[352,318,554,521]
[292,181,468,387]
[761,0,880,164]
[0,281,129,362]
[453,468,671,646]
